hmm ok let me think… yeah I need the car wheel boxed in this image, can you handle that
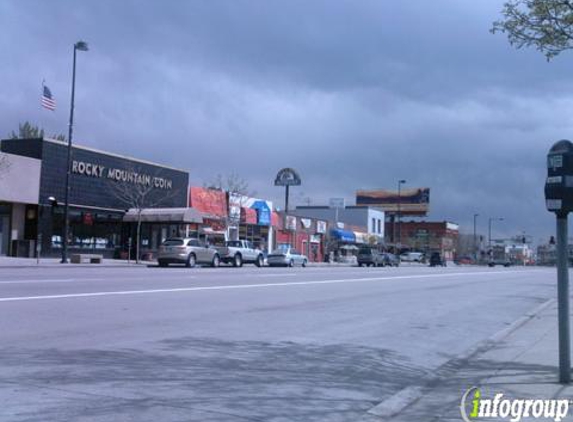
[186,253,196,268]
[233,254,243,267]
[289,259,294,267]
[359,262,363,267]
[302,259,307,267]
[255,255,264,267]
[158,260,168,268]
[211,254,220,268]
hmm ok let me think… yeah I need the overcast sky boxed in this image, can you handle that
[2,0,572,242]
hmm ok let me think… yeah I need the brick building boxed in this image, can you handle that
[386,220,459,260]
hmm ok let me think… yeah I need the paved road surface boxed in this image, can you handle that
[0,265,555,421]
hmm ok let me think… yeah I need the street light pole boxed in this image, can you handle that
[488,216,504,250]
[397,180,406,247]
[473,213,479,262]
[61,40,88,263]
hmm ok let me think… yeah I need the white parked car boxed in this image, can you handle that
[267,248,308,267]
[400,252,425,263]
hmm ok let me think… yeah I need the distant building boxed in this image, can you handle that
[293,205,385,241]
[387,220,459,260]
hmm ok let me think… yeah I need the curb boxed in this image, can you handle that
[364,297,556,420]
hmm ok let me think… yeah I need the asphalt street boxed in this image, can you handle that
[0,264,556,422]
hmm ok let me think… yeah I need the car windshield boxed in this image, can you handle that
[162,239,184,246]
[358,248,372,254]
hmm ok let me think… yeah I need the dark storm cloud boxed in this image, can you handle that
[1,0,571,241]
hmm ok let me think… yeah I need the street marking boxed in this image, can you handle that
[0,270,530,303]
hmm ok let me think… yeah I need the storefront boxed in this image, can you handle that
[1,138,189,258]
[273,214,327,262]
[0,150,42,256]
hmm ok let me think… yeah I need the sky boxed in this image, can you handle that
[1,0,572,243]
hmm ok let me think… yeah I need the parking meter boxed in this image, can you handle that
[545,139,573,216]
[545,139,573,384]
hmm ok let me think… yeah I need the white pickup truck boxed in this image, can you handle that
[216,240,264,267]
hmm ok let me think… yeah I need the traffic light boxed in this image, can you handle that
[550,235,556,245]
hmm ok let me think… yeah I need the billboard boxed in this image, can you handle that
[356,188,430,216]
[189,187,228,218]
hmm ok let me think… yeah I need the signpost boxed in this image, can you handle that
[544,139,573,384]
[274,168,302,213]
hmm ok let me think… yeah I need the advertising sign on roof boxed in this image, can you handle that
[356,188,430,216]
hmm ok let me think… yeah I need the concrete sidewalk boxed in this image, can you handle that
[0,256,356,268]
[0,256,148,268]
[363,299,573,421]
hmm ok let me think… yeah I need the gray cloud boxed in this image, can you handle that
[1,0,571,242]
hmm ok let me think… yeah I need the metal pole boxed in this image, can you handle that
[285,185,289,213]
[556,214,571,384]
[61,45,78,264]
[488,217,492,250]
[473,213,478,262]
[397,183,401,246]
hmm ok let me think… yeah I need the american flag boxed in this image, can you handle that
[41,84,56,111]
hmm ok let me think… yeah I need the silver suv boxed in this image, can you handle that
[158,238,220,268]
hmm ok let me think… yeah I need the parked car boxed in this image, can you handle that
[216,240,264,267]
[357,246,385,267]
[157,238,220,268]
[382,252,400,267]
[400,252,425,263]
[267,248,308,267]
[429,252,446,267]
[454,256,473,265]
[488,259,512,267]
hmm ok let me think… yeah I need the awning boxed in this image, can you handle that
[354,231,369,244]
[250,200,271,225]
[123,207,203,223]
[330,228,356,243]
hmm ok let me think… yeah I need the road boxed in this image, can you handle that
[0,265,556,421]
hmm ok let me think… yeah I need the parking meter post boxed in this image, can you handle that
[556,214,571,384]
[545,140,573,384]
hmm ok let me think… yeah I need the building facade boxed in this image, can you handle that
[0,138,189,258]
[387,220,459,260]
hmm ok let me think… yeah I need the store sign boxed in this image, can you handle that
[83,212,93,226]
[285,215,297,231]
[72,160,173,190]
[316,220,327,234]
[274,168,302,186]
[300,218,312,229]
[329,198,345,209]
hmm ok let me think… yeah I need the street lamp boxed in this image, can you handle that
[473,213,479,262]
[61,40,88,263]
[488,217,504,250]
[397,179,406,247]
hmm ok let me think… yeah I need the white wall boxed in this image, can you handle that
[0,153,41,204]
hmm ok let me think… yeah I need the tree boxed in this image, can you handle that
[204,172,255,240]
[492,0,573,59]
[9,121,66,141]
[109,167,180,263]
